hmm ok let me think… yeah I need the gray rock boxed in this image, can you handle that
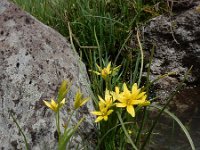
[0,0,95,149]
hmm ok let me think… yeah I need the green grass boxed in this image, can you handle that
[11,0,195,150]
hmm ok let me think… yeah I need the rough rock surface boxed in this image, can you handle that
[143,1,200,149]
[0,0,95,149]
[144,1,200,116]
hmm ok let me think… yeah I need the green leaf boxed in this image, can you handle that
[58,117,85,150]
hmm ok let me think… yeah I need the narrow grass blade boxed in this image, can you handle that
[152,104,195,150]
[117,112,138,150]
[9,110,29,150]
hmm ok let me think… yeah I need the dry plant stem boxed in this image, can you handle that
[140,67,192,150]
[136,29,144,87]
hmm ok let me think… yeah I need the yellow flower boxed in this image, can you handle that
[74,89,89,109]
[91,101,113,122]
[90,62,120,80]
[43,98,65,112]
[111,86,120,102]
[91,89,114,122]
[116,83,148,117]
[138,100,150,107]
[96,62,111,79]
[98,89,113,108]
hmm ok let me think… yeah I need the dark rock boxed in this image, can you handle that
[0,0,95,149]
[143,1,200,149]
[144,0,200,104]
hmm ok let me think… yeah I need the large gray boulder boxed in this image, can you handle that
[0,0,95,149]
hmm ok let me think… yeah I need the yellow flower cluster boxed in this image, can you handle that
[43,98,65,112]
[91,89,114,122]
[91,62,120,80]
[91,83,150,122]
[43,80,89,112]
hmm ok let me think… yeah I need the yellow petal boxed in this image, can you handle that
[116,103,127,107]
[139,101,150,107]
[136,92,146,99]
[98,95,105,104]
[115,86,120,94]
[127,105,135,117]
[95,116,104,122]
[60,98,65,105]
[117,96,126,103]
[131,83,138,93]
[131,84,141,99]
[131,100,145,105]
[90,70,101,75]
[105,89,111,100]
[106,62,111,71]
[123,83,131,95]
[51,99,57,107]
[91,111,102,116]
[112,65,121,75]
[43,100,58,112]
[104,115,108,121]
[96,64,102,71]
[99,101,105,110]
[107,109,113,115]
[141,95,147,101]
[43,100,52,109]
[80,98,89,106]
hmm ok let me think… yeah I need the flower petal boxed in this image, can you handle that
[139,101,150,107]
[123,83,131,95]
[80,98,89,106]
[104,115,108,121]
[131,100,145,105]
[136,92,146,99]
[127,105,135,117]
[60,98,66,105]
[105,89,111,100]
[98,95,105,104]
[95,116,104,122]
[96,64,102,71]
[116,103,127,107]
[115,86,120,94]
[43,100,52,109]
[107,109,114,115]
[91,111,102,116]
[131,83,138,93]
[51,99,57,107]
[106,62,111,71]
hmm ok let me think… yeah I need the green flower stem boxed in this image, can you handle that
[140,67,192,150]
[105,76,111,90]
[56,111,61,138]
[135,107,147,147]
[116,111,138,150]
[65,109,75,131]
[9,110,29,150]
